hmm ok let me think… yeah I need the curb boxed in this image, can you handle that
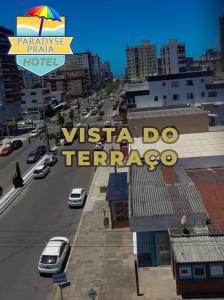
[64,166,100,272]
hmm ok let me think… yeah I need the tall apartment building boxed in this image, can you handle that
[220,16,224,72]
[101,61,113,82]
[126,40,157,81]
[161,40,186,74]
[0,25,21,123]
[66,52,101,89]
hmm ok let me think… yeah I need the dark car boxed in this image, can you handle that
[11,139,23,150]
[56,131,64,140]
[63,122,74,131]
[27,150,41,163]
[36,145,47,156]
[44,154,57,166]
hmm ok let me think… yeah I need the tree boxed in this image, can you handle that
[69,109,74,122]
[57,112,65,126]
[12,162,24,188]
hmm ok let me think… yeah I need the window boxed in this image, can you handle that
[32,100,37,103]
[210,264,224,278]
[171,81,179,88]
[201,79,204,83]
[193,265,206,279]
[208,91,217,97]
[21,101,26,104]
[179,265,192,279]
[154,96,158,101]
[31,92,36,95]
[172,94,179,100]
[162,82,166,86]
[201,92,205,97]
[187,93,194,99]
[186,80,193,86]
[163,95,167,100]
[59,242,66,257]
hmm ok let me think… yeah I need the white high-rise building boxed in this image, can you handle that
[126,40,157,81]
[161,39,186,74]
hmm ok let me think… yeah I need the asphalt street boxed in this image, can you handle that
[0,97,116,300]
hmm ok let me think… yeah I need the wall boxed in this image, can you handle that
[128,112,209,136]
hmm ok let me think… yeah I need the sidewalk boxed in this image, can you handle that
[60,165,181,300]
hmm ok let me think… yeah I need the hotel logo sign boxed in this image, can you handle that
[8,6,73,76]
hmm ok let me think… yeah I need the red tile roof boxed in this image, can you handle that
[187,168,224,234]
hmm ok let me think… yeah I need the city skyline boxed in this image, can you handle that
[1,0,224,76]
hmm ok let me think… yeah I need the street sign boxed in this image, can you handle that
[52,272,67,285]
[88,288,97,299]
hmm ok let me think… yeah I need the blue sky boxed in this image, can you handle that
[1,0,224,76]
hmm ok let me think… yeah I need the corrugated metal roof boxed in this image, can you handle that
[171,235,224,263]
[128,107,206,119]
[130,165,206,217]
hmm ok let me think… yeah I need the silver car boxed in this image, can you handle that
[33,165,50,179]
[38,237,70,274]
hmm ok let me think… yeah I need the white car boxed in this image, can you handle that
[68,188,86,207]
[105,121,111,127]
[38,237,70,274]
[33,165,50,179]
[82,109,87,115]
[94,141,104,151]
[29,129,39,137]
[44,154,57,166]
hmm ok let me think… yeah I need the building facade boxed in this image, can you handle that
[124,71,224,109]
[160,39,186,74]
[21,88,51,120]
[126,41,157,81]
[220,16,224,72]
[0,25,21,123]
[101,61,113,82]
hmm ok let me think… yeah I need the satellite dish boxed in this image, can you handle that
[181,215,187,225]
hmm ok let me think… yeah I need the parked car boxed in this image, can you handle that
[17,121,26,127]
[49,146,59,155]
[26,150,41,163]
[29,129,39,138]
[33,165,50,179]
[104,121,111,127]
[37,127,45,134]
[11,140,23,150]
[63,122,73,130]
[36,145,47,156]
[99,111,105,116]
[38,237,70,274]
[94,141,104,151]
[96,116,103,122]
[44,154,57,166]
[82,109,87,115]
[56,131,64,140]
[0,145,13,156]
[68,188,86,207]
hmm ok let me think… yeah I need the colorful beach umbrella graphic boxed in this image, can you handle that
[27,6,61,36]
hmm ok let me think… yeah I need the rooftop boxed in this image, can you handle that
[170,234,224,263]
[124,82,149,92]
[187,167,224,234]
[131,131,224,160]
[127,107,207,119]
[129,164,206,217]
[106,172,128,201]
[146,70,214,82]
